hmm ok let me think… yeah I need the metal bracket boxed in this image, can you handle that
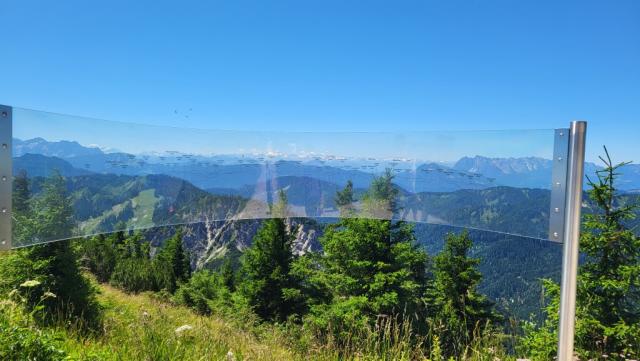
[0,105,12,251]
[549,128,569,242]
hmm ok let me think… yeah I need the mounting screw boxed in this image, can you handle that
[555,182,561,186]
[554,207,560,213]
[1,176,5,181]
[0,240,5,246]
[553,232,559,238]
[1,144,7,150]
[1,111,7,118]
[557,156,563,161]
[559,132,564,136]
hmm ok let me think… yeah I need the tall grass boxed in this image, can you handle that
[1,281,530,360]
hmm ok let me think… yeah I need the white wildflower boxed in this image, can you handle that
[19,280,41,288]
[174,324,193,335]
[226,350,236,361]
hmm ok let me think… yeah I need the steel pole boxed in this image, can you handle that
[557,121,587,360]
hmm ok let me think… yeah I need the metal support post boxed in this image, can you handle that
[557,121,587,360]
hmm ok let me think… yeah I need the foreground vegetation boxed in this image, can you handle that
[0,149,638,360]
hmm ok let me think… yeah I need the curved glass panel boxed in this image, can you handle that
[12,107,557,247]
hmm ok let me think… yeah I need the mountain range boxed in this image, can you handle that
[13,137,640,192]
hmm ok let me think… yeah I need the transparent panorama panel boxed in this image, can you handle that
[11,107,558,247]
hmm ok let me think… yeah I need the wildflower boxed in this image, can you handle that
[226,351,236,361]
[42,291,57,299]
[20,280,41,288]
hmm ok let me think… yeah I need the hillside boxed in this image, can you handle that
[0,279,295,361]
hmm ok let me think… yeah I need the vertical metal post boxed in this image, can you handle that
[0,105,12,251]
[557,121,587,360]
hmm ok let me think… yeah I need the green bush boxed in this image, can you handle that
[110,257,158,293]
[0,317,67,361]
[0,290,68,361]
[173,270,223,315]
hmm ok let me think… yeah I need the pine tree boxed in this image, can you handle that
[11,170,33,245]
[240,193,303,321]
[0,172,100,329]
[32,172,75,242]
[427,231,498,358]
[578,149,640,347]
[317,218,428,324]
[220,257,236,292]
[13,170,30,215]
[362,168,398,218]
[270,189,290,218]
[335,180,355,215]
[522,149,640,359]
[155,230,191,293]
[80,233,118,282]
[308,172,429,339]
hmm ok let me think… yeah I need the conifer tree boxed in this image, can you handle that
[309,172,429,338]
[240,192,303,321]
[13,170,30,215]
[81,233,118,282]
[11,170,33,244]
[335,180,355,215]
[270,189,290,218]
[362,168,398,219]
[0,172,100,329]
[426,231,498,358]
[155,230,191,293]
[522,149,640,359]
[220,257,236,292]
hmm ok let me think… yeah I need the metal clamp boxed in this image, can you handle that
[0,105,12,251]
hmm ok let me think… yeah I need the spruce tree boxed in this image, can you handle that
[11,170,33,245]
[309,172,429,338]
[362,168,398,219]
[270,189,290,218]
[240,192,302,321]
[522,149,640,359]
[427,231,498,358]
[220,257,236,292]
[335,180,355,215]
[80,233,118,282]
[0,172,100,329]
[13,170,30,215]
[155,230,191,293]
[577,150,640,348]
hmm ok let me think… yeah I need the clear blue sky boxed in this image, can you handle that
[1,0,638,162]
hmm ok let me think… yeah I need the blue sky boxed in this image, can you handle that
[1,0,639,162]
